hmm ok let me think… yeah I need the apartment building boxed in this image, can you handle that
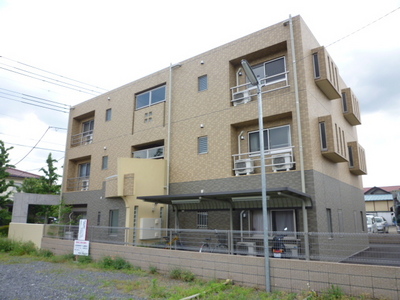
[62,15,367,254]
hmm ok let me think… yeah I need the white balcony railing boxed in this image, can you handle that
[71,130,93,147]
[232,147,295,175]
[66,176,90,192]
[230,71,289,106]
[132,146,164,159]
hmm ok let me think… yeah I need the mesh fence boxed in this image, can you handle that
[43,225,400,265]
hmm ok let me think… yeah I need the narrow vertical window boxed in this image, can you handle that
[97,211,101,226]
[338,209,344,234]
[326,208,333,238]
[197,211,208,228]
[198,136,208,154]
[348,146,354,168]
[102,156,108,170]
[109,209,119,235]
[160,206,164,220]
[342,92,348,113]
[319,122,327,150]
[312,53,320,78]
[360,211,365,232]
[105,108,112,121]
[133,206,139,243]
[198,75,208,91]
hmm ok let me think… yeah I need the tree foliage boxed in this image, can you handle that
[21,153,61,195]
[0,140,15,225]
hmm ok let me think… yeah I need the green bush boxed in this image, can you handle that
[37,249,54,258]
[0,225,9,236]
[169,268,195,282]
[9,241,37,256]
[97,256,132,270]
[77,255,93,264]
[0,237,14,252]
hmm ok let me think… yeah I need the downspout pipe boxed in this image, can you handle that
[289,15,309,260]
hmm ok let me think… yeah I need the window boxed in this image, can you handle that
[136,85,166,110]
[197,211,208,228]
[198,75,208,91]
[97,211,101,226]
[252,209,296,236]
[338,209,344,234]
[348,146,354,168]
[319,122,328,150]
[249,125,291,153]
[102,156,108,170]
[109,209,119,235]
[82,120,94,144]
[160,207,164,220]
[133,206,139,243]
[312,53,320,78]
[105,108,112,121]
[198,136,208,154]
[327,208,333,238]
[341,92,348,113]
[79,163,90,178]
[133,146,164,159]
[249,57,286,85]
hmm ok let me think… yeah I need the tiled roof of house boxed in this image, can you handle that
[365,194,393,201]
[6,167,41,179]
[364,185,400,194]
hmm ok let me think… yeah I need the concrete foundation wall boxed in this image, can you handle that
[42,237,400,300]
[9,223,45,248]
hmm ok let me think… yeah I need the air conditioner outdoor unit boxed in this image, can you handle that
[84,134,93,145]
[272,153,293,172]
[235,159,254,176]
[81,180,89,191]
[233,90,250,106]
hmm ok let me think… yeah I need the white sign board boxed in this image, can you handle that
[78,219,87,241]
[73,240,90,256]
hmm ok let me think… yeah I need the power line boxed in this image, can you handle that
[0,94,69,113]
[0,55,108,93]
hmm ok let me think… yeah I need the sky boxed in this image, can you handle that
[0,0,399,188]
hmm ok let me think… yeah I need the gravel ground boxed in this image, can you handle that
[0,259,147,300]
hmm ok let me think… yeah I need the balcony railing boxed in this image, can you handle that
[232,147,295,175]
[132,146,164,159]
[230,71,289,106]
[71,130,93,147]
[66,176,90,192]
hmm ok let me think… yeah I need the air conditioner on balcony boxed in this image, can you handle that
[272,153,293,172]
[84,134,93,145]
[235,159,254,176]
[81,180,89,191]
[233,90,250,106]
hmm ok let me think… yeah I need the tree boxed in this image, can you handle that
[0,140,15,225]
[21,153,61,195]
[20,153,61,223]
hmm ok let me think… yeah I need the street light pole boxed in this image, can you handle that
[241,59,270,292]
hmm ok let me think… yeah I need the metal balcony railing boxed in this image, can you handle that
[66,176,90,192]
[71,130,93,147]
[232,147,295,175]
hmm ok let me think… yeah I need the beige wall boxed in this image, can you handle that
[9,223,45,248]
[42,237,400,300]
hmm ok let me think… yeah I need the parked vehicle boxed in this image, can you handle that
[272,228,287,258]
[374,216,389,233]
[367,215,377,233]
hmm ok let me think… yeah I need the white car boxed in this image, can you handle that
[374,216,389,233]
[367,215,377,233]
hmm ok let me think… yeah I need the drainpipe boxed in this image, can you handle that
[289,15,310,260]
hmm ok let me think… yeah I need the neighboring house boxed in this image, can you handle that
[62,15,367,257]
[364,186,400,225]
[3,167,41,201]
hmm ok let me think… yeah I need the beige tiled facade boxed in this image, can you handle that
[62,16,367,247]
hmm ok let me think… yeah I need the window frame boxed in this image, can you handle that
[198,136,208,154]
[197,211,208,229]
[198,75,208,91]
[105,108,112,121]
[249,56,287,85]
[319,122,328,151]
[248,125,291,154]
[136,85,166,110]
[79,162,91,178]
[109,209,119,235]
[132,145,164,159]
[102,156,108,170]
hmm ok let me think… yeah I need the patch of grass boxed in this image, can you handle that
[97,256,133,270]
[37,249,54,258]
[149,265,158,274]
[9,241,37,256]
[169,268,195,282]
[148,278,169,299]
[77,255,93,264]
